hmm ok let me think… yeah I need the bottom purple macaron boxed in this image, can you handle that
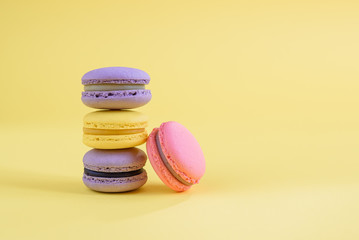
[82,148,148,192]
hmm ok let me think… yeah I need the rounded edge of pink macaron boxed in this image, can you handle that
[146,128,190,192]
[157,121,205,185]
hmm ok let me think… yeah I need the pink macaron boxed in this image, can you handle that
[146,121,205,192]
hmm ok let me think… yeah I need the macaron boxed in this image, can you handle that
[82,148,148,192]
[83,110,148,149]
[81,67,152,109]
[146,121,205,192]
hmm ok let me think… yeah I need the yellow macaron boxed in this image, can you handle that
[83,110,148,149]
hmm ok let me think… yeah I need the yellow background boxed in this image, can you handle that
[1,0,359,239]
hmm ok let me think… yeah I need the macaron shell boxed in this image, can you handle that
[82,90,152,109]
[83,110,148,130]
[83,169,147,192]
[83,131,147,149]
[82,67,150,84]
[146,128,190,192]
[83,148,147,172]
[158,121,205,184]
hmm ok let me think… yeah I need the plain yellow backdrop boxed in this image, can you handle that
[1,0,359,239]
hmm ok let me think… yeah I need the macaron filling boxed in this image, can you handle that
[84,84,145,91]
[83,128,145,135]
[84,168,144,178]
[155,133,192,186]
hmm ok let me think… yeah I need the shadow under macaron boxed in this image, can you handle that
[0,167,91,195]
[0,167,190,222]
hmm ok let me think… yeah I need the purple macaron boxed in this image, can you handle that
[82,148,148,192]
[81,67,152,109]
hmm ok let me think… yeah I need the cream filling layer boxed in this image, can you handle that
[84,84,145,91]
[83,128,145,135]
[155,132,192,186]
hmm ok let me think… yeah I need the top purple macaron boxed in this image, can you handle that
[81,67,152,109]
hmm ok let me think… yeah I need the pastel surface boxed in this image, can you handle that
[146,121,206,192]
[82,148,148,192]
[83,110,148,149]
[81,67,152,109]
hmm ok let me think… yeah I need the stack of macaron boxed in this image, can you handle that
[81,67,151,192]
[81,67,206,193]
